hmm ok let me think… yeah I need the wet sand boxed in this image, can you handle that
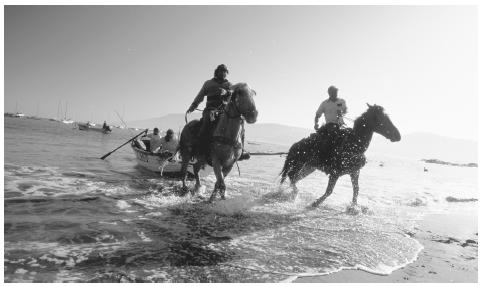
[295,210,478,283]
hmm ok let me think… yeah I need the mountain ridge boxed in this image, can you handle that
[127,113,477,162]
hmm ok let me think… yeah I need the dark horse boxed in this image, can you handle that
[280,104,401,207]
[179,83,258,202]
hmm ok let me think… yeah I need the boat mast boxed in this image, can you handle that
[57,100,61,120]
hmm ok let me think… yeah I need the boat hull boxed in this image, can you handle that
[131,142,211,177]
[78,123,112,133]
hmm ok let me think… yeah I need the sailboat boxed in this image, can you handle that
[13,102,25,118]
[61,102,74,124]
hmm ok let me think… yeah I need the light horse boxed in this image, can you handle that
[280,104,401,207]
[179,83,258,202]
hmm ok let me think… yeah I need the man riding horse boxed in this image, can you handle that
[186,64,233,156]
[314,85,347,136]
[186,64,249,160]
[313,85,348,164]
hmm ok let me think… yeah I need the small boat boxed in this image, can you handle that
[78,123,112,133]
[13,112,25,118]
[131,140,210,177]
[62,119,74,124]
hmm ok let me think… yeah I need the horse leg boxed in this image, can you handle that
[191,161,202,196]
[209,160,224,203]
[218,165,233,200]
[289,163,316,199]
[311,174,339,207]
[350,170,360,205]
[287,161,303,193]
[218,180,227,200]
[180,151,190,195]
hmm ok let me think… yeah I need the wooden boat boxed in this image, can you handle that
[78,123,112,133]
[131,140,211,177]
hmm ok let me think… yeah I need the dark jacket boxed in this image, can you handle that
[190,78,232,110]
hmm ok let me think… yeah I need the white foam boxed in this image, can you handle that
[208,194,258,215]
[137,231,152,242]
[14,268,28,274]
[116,200,137,212]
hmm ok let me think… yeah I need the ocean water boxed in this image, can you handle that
[3,117,478,282]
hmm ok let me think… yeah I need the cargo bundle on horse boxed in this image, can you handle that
[179,82,258,202]
[280,104,401,207]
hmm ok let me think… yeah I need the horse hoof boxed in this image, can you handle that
[305,204,317,210]
[180,186,189,196]
[191,185,201,196]
[309,201,320,209]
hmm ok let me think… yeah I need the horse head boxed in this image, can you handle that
[230,83,258,124]
[365,103,401,142]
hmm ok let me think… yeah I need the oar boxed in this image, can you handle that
[249,152,288,156]
[100,129,148,160]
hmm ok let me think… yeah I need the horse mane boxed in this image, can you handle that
[232,82,249,90]
[353,104,385,129]
[232,82,256,96]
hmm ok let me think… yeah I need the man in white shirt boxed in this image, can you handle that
[314,85,347,133]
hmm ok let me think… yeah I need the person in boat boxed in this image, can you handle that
[314,85,347,136]
[186,64,233,155]
[102,121,108,130]
[144,127,163,153]
[154,129,179,159]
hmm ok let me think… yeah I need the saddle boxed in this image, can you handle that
[311,125,351,165]
[186,111,222,165]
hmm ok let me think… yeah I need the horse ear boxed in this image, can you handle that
[366,103,371,108]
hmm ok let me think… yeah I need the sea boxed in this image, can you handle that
[3,117,478,282]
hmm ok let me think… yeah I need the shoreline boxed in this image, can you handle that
[294,210,478,283]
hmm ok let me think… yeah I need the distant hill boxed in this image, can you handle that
[128,114,477,163]
[128,113,312,145]
[367,132,477,163]
[127,113,203,134]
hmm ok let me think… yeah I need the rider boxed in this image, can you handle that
[314,85,347,137]
[313,85,347,163]
[186,64,233,155]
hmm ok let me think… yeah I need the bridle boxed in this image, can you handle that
[225,91,244,119]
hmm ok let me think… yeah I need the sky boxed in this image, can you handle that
[3,5,478,140]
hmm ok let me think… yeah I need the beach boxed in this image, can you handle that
[296,210,478,283]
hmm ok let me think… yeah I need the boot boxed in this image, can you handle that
[238,151,251,161]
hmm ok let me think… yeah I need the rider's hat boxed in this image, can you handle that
[215,64,229,73]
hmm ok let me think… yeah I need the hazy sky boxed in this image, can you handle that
[4,5,478,140]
